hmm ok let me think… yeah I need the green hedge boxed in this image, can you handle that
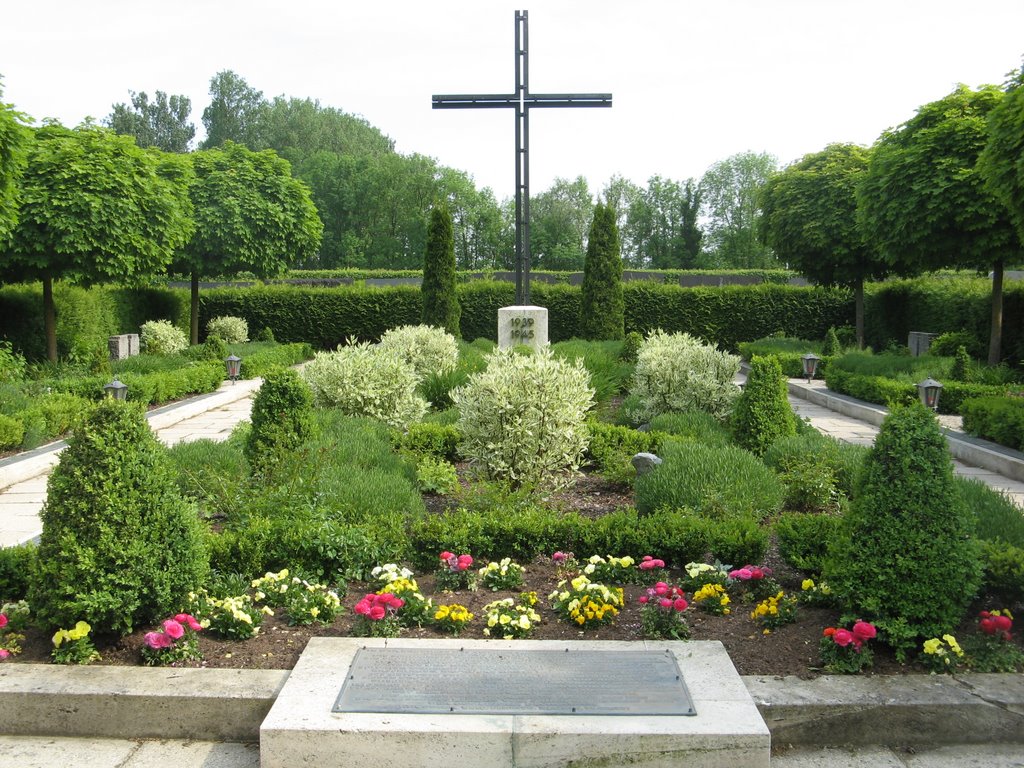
[961,396,1024,451]
[824,367,1014,415]
[46,360,225,406]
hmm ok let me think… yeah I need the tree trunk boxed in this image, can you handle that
[190,270,200,346]
[988,257,1004,367]
[855,279,865,350]
[44,275,57,363]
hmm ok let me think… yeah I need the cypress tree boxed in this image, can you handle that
[730,355,796,455]
[580,202,624,339]
[422,204,460,337]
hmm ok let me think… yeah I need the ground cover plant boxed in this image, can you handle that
[0,336,1021,677]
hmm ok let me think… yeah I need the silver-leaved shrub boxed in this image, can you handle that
[206,315,249,344]
[629,330,740,421]
[140,319,188,356]
[452,346,595,491]
[301,341,427,429]
[377,324,459,383]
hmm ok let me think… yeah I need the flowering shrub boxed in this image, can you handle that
[301,342,428,429]
[549,575,624,628]
[967,609,1024,672]
[378,577,432,627]
[432,604,474,635]
[435,551,476,591]
[680,562,729,593]
[142,614,203,666]
[376,324,459,383]
[638,583,690,640]
[750,591,798,632]
[629,330,740,421]
[206,315,249,344]
[140,319,188,356]
[482,593,541,639]
[691,583,731,615]
[251,569,342,626]
[583,554,639,584]
[920,634,965,673]
[728,564,780,602]
[453,346,595,491]
[798,578,834,607]
[353,593,404,637]
[819,621,877,673]
[479,558,525,591]
[51,621,100,665]
[188,589,267,640]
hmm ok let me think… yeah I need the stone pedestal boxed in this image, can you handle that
[108,334,140,361]
[260,638,770,768]
[908,332,937,357]
[498,306,548,351]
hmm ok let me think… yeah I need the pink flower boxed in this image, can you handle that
[369,605,386,621]
[0,614,7,629]
[638,595,649,604]
[833,628,854,647]
[440,551,454,561]
[673,597,688,612]
[852,621,876,642]
[457,554,473,570]
[354,599,371,616]
[659,598,673,609]
[162,619,185,640]
[749,568,764,580]
[552,551,571,563]
[639,557,665,570]
[388,596,405,610]
[654,582,669,596]
[145,631,172,650]
[0,649,10,659]
[993,615,1012,632]
[729,568,753,581]
[980,617,997,635]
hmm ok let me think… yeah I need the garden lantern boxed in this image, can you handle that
[801,353,821,383]
[103,378,128,401]
[225,355,242,383]
[916,377,943,411]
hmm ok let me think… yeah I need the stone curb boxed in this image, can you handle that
[787,379,1024,483]
[0,377,261,494]
[1,665,1021,748]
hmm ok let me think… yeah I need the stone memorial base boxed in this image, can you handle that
[260,638,770,768]
[498,305,548,351]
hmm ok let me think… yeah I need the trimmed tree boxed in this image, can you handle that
[30,400,208,635]
[245,368,315,477]
[421,204,460,336]
[730,355,796,455]
[7,124,194,361]
[824,403,982,658]
[858,85,1021,365]
[176,141,323,344]
[760,143,884,349]
[581,201,624,339]
[0,85,29,245]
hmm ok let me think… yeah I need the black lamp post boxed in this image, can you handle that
[801,353,822,384]
[225,355,242,384]
[916,377,943,411]
[103,379,128,401]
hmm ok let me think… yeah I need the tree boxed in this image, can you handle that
[200,70,267,150]
[601,175,640,264]
[422,204,460,336]
[177,141,322,344]
[0,82,29,246]
[580,201,623,339]
[530,176,593,270]
[760,143,883,348]
[7,124,193,361]
[107,90,195,152]
[623,175,703,269]
[699,151,778,268]
[679,178,703,267]
[858,85,1020,365]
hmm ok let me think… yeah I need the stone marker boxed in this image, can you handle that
[631,452,663,476]
[498,305,548,352]
[261,638,770,768]
[908,331,937,357]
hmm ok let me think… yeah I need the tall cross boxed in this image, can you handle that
[433,10,612,305]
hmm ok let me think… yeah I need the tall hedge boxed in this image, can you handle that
[30,400,208,634]
[824,403,982,655]
[581,202,624,339]
[421,205,460,336]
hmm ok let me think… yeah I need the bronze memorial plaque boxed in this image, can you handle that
[332,647,696,716]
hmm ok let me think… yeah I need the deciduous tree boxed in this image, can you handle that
[107,90,195,153]
[201,70,267,150]
[699,151,778,268]
[0,83,29,245]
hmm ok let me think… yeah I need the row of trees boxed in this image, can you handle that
[760,71,1024,364]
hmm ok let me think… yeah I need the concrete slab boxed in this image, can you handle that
[0,736,261,768]
[261,638,770,768]
[772,744,1024,768]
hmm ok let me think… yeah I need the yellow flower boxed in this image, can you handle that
[923,638,942,655]
[801,579,815,591]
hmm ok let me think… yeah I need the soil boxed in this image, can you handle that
[8,468,1021,677]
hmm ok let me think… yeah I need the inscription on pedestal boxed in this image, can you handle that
[333,647,695,716]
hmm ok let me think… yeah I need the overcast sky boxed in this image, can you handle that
[2,1,1022,201]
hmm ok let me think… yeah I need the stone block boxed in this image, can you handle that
[497,305,548,351]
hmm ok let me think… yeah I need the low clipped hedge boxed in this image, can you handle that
[824,367,1013,415]
[961,396,1024,452]
[47,361,226,406]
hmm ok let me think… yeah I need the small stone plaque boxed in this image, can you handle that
[333,647,696,716]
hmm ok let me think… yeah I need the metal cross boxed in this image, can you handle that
[433,10,612,305]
